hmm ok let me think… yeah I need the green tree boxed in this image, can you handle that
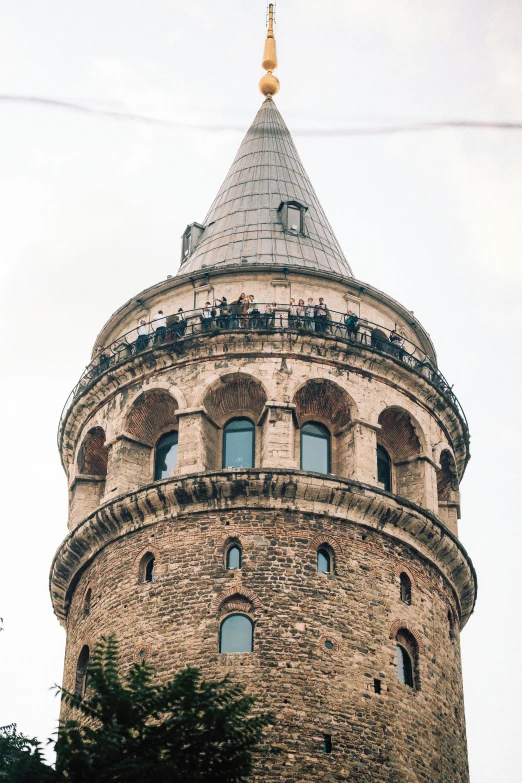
[54,635,274,783]
[0,724,54,782]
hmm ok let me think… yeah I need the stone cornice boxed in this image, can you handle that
[58,330,469,476]
[50,469,477,630]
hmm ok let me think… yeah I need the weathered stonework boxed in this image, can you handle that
[52,96,474,781]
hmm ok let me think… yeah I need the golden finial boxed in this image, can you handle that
[259,3,280,99]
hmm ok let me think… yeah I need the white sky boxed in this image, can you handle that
[0,1,521,778]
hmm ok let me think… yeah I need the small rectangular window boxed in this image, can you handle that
[287,205,301,232]
[373,678,382,694]
[322,734,332,754]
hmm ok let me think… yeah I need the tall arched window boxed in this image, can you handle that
[395,629,418,689]
[75,645,90,696]
[83,588,92,619]
[139,552,155,583]
[219,614,254,653]
[226,545,242,570]
[399,572,412,605]
[377,444,392,491]
[154,431,178,480]
[300,422,330,474]
[317,548,331,574]
[223,418,255,469]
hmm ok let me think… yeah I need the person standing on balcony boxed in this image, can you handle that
[315,297,328,333]
[345,310,359,339]
[202,302,214,331]
[154,310,167,343]
[296,298,306,327]
[176,307,186,337]
[96,346,110,374]
[305,297,315,330]
[135,320,149,353]
[248,294,260,327]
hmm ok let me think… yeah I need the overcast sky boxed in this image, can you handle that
[0,1,521,779]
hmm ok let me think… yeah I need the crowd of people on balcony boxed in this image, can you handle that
[90,294,415,382]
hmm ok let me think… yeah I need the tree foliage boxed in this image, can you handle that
[0,635,274,782]
[0,724,54,783]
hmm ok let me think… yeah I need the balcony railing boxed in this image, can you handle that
[57,304,468,445]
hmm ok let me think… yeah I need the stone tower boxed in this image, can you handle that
[51,14,475,782]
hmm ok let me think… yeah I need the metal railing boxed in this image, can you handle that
[57,303,468,447]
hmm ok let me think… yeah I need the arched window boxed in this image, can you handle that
[219,614,254,653]
[300,422,330,474]
[317,548,331,574]
[377,444,392,492]
[139,552,155,583]
[448,611,456,642]
[395,629,418,689]
[400,572,412,605]
[396,644,414,688]
[223,418,255,469]
[154,431,178,480]
[83,588,92,618]
[75,645,90,696]
[226,545,242,570]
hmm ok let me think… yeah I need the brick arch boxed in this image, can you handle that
[437,449,458,501]
[77,426,108,476]
[393,564,418,589]
[293,378,353,432]
[378,406,426,460]
[310,532,343,555]
[389,620,425,654]
[133,643,152,664]
[133,545,160,567]
[203,374,267,425]
[210,586,261,613]
[214,529,244,550]
[125,390,179,446]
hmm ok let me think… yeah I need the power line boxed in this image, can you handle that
[1,94,521,136]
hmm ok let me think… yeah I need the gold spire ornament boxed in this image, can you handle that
[259,3,280,98]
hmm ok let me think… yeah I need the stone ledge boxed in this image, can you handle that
[50,470,477,630]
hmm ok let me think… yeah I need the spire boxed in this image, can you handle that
[259,3,280,99]
[178,99,353,278]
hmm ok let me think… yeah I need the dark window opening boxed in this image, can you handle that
[373,678,382,694]
[324,640,334,650]
[154,430,178,481]
[287,205,302,232]
[83,588,92,619]
[139,649,147,661]
[145,557,155,583]
[317,548,331,574]
[400,572,412,605]
[448,611,456,642]
[75,645,90,697]
[223,418,255,469]
[301,422,330,474]
[396,644,414,688]
[377,444,391,491]
[226,545,242,570]
[219,614,254,653]
[322,734,332,754]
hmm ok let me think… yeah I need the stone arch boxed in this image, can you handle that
[77,427,108,476]
[310,532,343,555]
[203,373,267,426]
[134,546,160,583]
[389,620,425,654]
[393,564,418,589]
[292,378,354,433]
[377,407,427,505]
[378,406,427,460]
[125,389,179,447]
[437,449,458,501]
[210,586,261,614]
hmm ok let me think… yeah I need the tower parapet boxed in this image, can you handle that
[51,16,474,782]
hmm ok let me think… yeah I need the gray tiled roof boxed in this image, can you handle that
[177,98,353,277]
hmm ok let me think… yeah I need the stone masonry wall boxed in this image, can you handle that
[63,507,469,783]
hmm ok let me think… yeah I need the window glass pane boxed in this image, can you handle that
[377,444,391,491]
[220,614,253,653]
[287,205,301,231]
[223,419,254,469]
[301,423,330,473]
[317,549,330,573]
[396,644,414,687]
[155,431,179,480]
[145,558,154,582]
[226,546,242,569]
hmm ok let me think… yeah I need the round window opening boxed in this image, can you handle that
[139,649,147,660]
[324,640,334,650]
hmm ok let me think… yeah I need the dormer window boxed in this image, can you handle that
[181,222,204,264]
[279,200,307,235]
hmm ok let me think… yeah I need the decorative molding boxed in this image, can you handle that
[318,634,340,655]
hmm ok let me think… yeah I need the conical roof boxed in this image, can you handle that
[178,98,353,277]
